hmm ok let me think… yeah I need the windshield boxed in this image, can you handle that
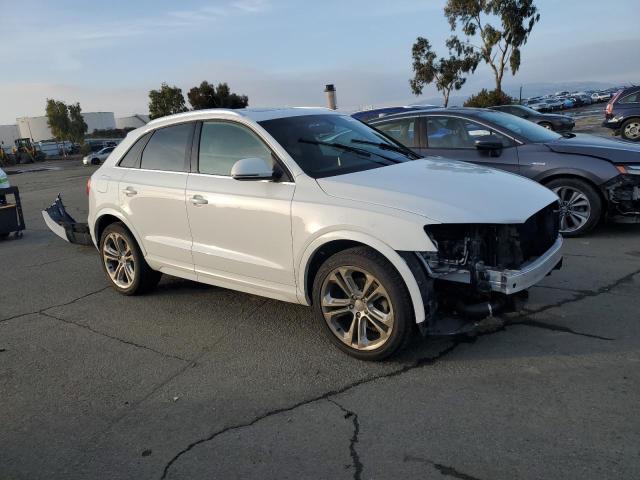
[258,114,417,178]
[475,110,562,143]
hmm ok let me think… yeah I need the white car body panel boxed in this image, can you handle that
[317,158,559,224]
[86,108,560,324]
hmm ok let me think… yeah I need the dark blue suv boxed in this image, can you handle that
[603,86,640,141]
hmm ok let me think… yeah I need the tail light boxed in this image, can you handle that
[86,178,91,195]
[605,103,613,115]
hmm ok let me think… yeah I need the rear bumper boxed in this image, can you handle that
[602,118,623,130]
[42,195,93,245]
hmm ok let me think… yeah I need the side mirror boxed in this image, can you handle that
[474,137,503,151]
[231,157,276,181]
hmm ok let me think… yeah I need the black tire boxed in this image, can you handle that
[99,222,161,295]
[91,158,100,165]
[538,121,554,130]
[312,246,414,361]
[545,177,602,237]
[620,118,640,142]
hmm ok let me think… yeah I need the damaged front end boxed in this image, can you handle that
[42,195,93,245]
[403,202,563,336]
[605,172,640,223]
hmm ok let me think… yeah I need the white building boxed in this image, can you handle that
[115,114,149,130]
[0,124,19,147]
[16,112,117,141]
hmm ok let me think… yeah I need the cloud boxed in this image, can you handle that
[0,1,271,72]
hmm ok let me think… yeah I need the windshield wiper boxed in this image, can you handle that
[351,139,417,158]
[298,138,371,157]
[298,138,398,167]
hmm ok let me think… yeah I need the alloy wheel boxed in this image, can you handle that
[102,232,135,288]
[623,121,640,140]
[320,266,394,351]
[552,186,591,234]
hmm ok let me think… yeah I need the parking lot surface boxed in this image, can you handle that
[2,160,640,480]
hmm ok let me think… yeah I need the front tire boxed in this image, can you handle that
[546,178,602,237]
[99,223,161,295]
[312,246,413,361]
[620,119,640,141]
[539,121,554,130]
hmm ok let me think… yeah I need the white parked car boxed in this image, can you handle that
[44,108,563,360]
[83,146,116,165]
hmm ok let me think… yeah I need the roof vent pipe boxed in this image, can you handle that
[324,84,337,110]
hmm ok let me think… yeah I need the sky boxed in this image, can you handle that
[1,0,639,124]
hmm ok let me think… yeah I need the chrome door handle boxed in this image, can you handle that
[190,195,208,205]
[123,186,137,196]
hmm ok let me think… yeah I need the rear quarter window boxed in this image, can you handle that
[118,133,151,168]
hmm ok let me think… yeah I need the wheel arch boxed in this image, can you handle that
[298,231,426,324]
[93,210,147,255]
[538,172,607,209]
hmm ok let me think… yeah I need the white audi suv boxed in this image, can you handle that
[44,108,563,360]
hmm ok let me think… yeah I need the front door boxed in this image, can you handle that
[119,122,195,275]
[186,121,295,292]
[417,115,521,174]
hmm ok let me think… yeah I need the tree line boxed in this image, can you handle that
[148,81,248,119]
[410,0,540,107]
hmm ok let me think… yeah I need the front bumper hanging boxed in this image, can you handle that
[42,194,93,245]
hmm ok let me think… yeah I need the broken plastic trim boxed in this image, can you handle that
[42,194,92,245]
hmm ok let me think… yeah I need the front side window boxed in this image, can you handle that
[259,114,417,179]
[198,122,273,176]
[374,118,417,148]
[475,110,561,143]
[140,123,193,172]
[425,116,511,149]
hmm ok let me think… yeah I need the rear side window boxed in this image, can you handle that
[141,123,193,172]
[198,122,273,176]
[118,133,151,168]
[375,118,417,148]
[619,92,639,104]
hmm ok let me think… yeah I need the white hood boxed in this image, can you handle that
[317,158,558,224]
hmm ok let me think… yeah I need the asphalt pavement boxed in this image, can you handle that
[2,160,639,480]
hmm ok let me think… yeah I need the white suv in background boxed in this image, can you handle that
[45,108,563,360]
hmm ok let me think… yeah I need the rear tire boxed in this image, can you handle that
[545,178,602,237]
[620,119,640,141]
[99,223,161,295]
[312,246,414,361]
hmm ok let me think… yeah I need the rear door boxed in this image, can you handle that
[415,115,521,174]
[119,122,195,276]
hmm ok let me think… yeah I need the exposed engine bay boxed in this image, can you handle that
[402,202,562,336]
[605,175,640,222]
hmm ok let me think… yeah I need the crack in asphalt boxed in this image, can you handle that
[523,267,640,317]
[515,318,614,340]
[328,399,363,480]
[157,267,640,478]
[404,454,483,480]
[0,285,111,324]
[159,341,461,479]
[40,311,191,363]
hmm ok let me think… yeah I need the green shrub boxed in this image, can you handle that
[463,89,515,108]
